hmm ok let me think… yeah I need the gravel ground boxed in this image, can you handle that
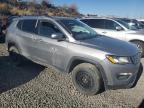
[0,42,144,108]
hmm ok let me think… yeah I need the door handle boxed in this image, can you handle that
[102,32,107,34]
[36,39,43,42]
[51,47,57,52]
[32,37,37,40]
[32,37,43,42]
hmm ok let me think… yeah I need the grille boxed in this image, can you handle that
[131,53,141,64]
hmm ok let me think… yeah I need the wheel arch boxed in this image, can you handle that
[7,41,22,54]
[129,39,144,43]
[66,56,107,90]
[8,42,16,50]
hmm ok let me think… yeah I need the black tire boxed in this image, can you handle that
[8,46,22,66]
[131,41,144,57]
[72,63,103,95]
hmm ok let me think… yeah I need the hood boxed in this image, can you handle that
[78,36,138,56]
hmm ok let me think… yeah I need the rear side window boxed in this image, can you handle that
[22,19,37,34]
[38,21,61,37]
[81,19,105,29]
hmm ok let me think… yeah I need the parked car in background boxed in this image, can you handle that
[81,17,144,56]
[0,17,7,39]
[137,19,144,25]
[0,17,7,41]
[119,18,144,29]
[0,19,2,35]
[6,16,141,95]
[0,16,19,41]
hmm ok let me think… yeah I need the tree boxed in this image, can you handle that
[68,4,78,13]
[31,0,37,4]
[41,0,53,8]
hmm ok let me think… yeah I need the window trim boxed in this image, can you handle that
[17,19,38,35]
[37,19,65,38]
[17,20,23,30]
[81,19,105,29]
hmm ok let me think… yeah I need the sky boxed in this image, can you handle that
[24,0,144,18]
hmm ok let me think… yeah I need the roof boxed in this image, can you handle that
[80,17,135,22]
[16,16,75,21]
[81,17,115,20]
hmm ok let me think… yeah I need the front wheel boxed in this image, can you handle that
[131,41,144,57]
[72,63,103,95]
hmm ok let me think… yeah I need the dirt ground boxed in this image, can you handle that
[0,42,144,108]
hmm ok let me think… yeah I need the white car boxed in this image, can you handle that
[120,18,144,29]
[137,19,144,25]
[81,17,144,56]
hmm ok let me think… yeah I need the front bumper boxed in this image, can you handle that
[101,59,142,90]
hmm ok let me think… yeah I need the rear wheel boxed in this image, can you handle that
[72,63,103,95]
[8,46,22,66]
[131,41,144,57]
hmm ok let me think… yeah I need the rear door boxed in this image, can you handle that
[16,19,38,57]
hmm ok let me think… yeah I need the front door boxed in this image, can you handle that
[34,20,69,70]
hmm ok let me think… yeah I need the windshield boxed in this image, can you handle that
[57,19,98,40]
[116,19,139,30]
[140,21,144,25]
[123,19,144,29]
[136,21,144,29]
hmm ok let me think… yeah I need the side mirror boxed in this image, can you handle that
[51,33,65,41]
[116,26,123,31]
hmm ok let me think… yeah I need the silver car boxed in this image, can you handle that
[81,17,144,56]
[6,16,142,95]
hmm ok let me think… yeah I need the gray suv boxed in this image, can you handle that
[6,16,141,95]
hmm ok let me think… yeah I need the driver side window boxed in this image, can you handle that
[38,20,62,37]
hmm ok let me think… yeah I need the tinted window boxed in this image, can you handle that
[81,19,105,29]
[38,21,61,37]
[17,20,23,30]
[22,20,37,33]
[116,19,137,30]
[105,20,121,30]
[140,21,144,24]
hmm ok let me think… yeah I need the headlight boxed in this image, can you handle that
[106,55,132,64]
